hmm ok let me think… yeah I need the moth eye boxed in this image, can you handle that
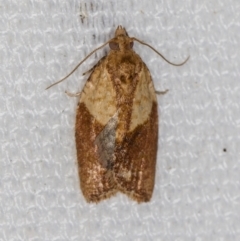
[129,41,134,48]
[109,42,120,50]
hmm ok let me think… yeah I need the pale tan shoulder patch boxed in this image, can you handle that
[130,64,157,131]
[80,60,117,126]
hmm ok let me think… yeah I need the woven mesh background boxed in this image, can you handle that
[1,0,240,240]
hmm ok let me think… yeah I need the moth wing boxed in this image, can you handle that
[114,65,158,202]
[75,57,118,202]
[76,57,158,203]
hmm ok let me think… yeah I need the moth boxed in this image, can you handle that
[47,26,189,203]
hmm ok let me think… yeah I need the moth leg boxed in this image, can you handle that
[82,66,95,75]
[155,89,168,95]
[65,90,81,97]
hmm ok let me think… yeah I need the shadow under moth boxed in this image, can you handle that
[47,26,189,203]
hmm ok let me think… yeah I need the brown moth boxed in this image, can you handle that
[47,26,189,203]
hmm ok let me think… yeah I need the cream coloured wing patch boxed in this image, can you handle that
[130,65,157,131]
[80,62,117,126]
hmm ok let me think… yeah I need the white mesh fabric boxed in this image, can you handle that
[1,0,240,240]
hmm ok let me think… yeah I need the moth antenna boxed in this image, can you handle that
[46,39,112,90]
[131,37,189,66]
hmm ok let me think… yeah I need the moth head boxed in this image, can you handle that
[114,25,128,37]
[109,25,134,51]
